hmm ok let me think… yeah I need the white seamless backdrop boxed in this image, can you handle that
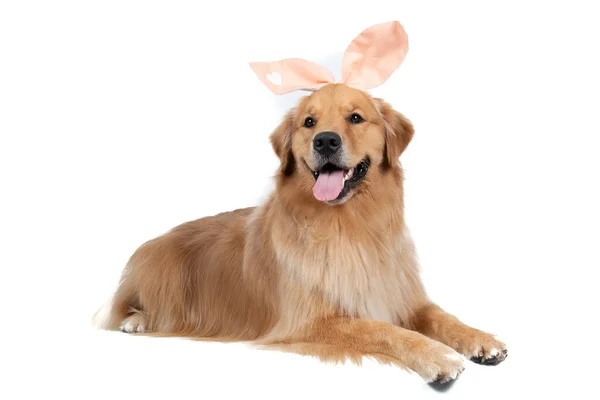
[1,1,599,399]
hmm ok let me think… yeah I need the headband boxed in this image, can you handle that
[249,21,409,95]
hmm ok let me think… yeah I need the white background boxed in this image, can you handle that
[1,1,599,399]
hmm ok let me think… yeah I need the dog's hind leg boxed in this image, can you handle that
[258,316,465,384]
[119,309,147,334]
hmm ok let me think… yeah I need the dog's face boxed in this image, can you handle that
[271,84,414,205]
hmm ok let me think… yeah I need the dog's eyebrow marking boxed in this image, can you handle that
[348,106,365,114]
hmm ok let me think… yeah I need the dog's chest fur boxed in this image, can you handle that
[272,214,421,325]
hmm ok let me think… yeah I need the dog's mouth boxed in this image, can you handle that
[309,158,370,203]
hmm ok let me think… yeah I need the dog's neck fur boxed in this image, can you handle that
[259,163,425,329]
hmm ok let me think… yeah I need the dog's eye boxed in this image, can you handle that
[304,117,316,128]
[349,113,364,124]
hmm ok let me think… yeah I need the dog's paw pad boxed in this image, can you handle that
[428,366,464,391]
[470,348,508,366]
[433,367,464,384]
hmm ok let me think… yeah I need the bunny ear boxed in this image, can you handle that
[249,58,335,95]
[341,21,409,90]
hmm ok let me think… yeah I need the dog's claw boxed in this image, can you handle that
[428,373,461,391]
[470,349,508,366]
[428,365,464,392]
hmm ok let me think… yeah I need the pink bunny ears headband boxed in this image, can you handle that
[249,21,409,95]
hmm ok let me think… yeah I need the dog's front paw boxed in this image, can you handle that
[452,330,508,366]
[469,336,508,366]
[412,341,466,386]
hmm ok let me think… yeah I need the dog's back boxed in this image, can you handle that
[97,206,279,339]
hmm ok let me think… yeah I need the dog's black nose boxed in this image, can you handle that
[313,132,342,156]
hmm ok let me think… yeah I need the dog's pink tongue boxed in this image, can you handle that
[313,170,344,201]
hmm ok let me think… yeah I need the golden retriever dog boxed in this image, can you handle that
[94,83,507,385]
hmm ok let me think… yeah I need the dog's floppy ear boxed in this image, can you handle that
[376,99,414,168]
[270,108,296,176]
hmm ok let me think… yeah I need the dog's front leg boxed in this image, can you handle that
[411,304,508,365]
[268,316,465,384]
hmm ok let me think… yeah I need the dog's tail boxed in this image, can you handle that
[91,296,116,330]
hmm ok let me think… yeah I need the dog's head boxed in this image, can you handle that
[270,83,414,205]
